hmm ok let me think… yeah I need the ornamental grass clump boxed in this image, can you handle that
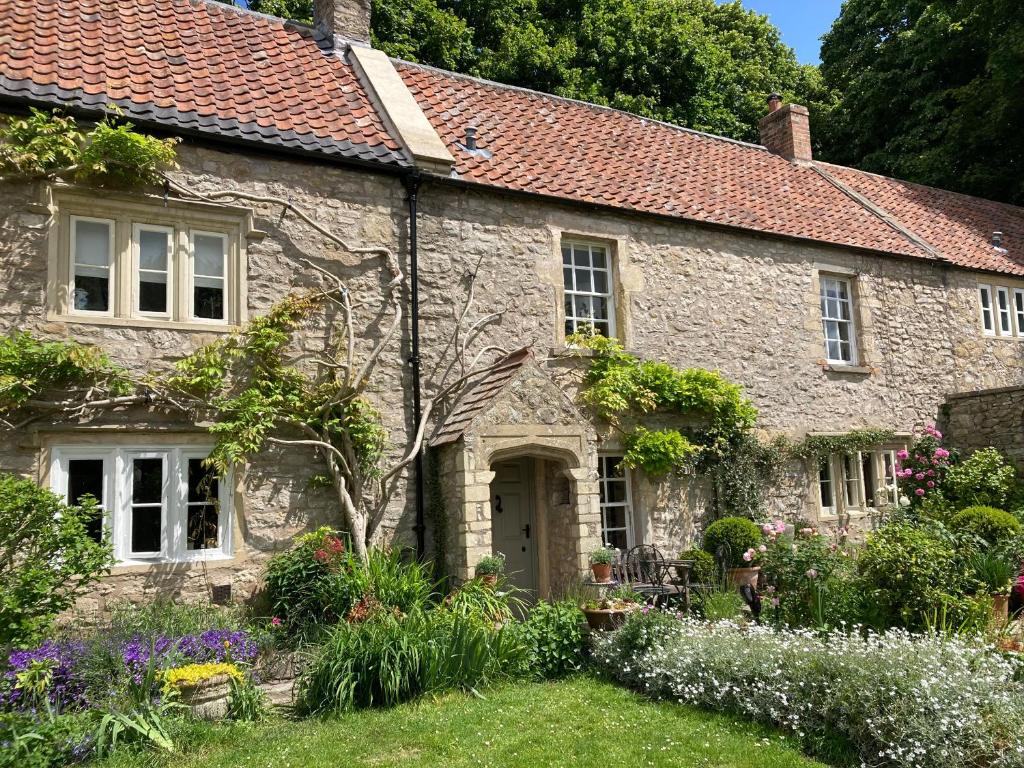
[594,615,1024,768]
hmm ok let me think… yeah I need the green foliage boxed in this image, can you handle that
[104,598,244,640]
[93,702,176,757]
[944,448,1019,509]
[443,579,526,624]
[295,609,526,714]
[701,517,761,568]
[0,710,97,768]
[0,474,114,647]
[966,551,1015,595]
[678,548,718,585]
[588,546,615,566]
[226,676,269,722]
[622,427,698,477]
[251,0,820,145]
[789,428,898,460]
[819,0,1024,205]
[0,108,178,186]
[516,601,587,679]
[473,553,505,576]
[701,431,788,519]
[950,505,1022,547]
[698,585,745,622]
[0,332,132,417]
[856,521,968,631]
[760,532,861,629]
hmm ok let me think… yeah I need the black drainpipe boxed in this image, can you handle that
[404,171,426,557]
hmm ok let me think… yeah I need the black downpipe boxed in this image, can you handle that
[404,172,426,557]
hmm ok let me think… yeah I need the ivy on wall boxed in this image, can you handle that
[789,428,899,461]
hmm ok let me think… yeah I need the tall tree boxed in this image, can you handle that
[818,0,1024,204]
[245,0,819,143]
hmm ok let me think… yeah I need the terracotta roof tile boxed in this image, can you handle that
[397,63,934,261]
[819,163,1024,276]
[0,0,407,166]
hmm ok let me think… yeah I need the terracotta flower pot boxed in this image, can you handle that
[590,562,613,584]
[992,593,1010,628]
[175,673,232,720]
[478,573,498,587]
[727,566,760,590]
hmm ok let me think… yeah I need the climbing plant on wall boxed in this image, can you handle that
[566,329,782,517]
[0,109,508,561]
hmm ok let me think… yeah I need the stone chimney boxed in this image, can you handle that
[758,93,812,162]
[313,0,371,44]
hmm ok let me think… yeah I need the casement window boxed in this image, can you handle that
[977,281,1024,338]
[50,190,249,330]
[817,446,901,519]
[998,287,1013,334]
[562,240,615,338]
[51,445,231,564]
[819,275,857,364]
[598,455,634,551]
[979,284,995,334]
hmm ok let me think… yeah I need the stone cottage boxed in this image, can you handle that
[1,0,1023,605]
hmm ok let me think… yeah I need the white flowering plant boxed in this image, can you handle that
[593,613,1024,768]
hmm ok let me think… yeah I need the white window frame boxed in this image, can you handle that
[189,230,229,323]
[997,286,1013,335]
[979,284,995,335]
[819,275,858,365]
[132,223,174,319]
[597,454,634,551]
[818,459,836,517]
[69,215,115,317]
[49,445,232,565]
[562,239,616,338]
[1014,289,1024,337]
[817,446,902,519]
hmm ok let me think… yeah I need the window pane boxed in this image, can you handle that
[575,267,592,292]
[592,321,610,337]
[188,458,218,502]
[818,460,834,510]
[572,246,590,268]
[139,277,168,314]
[74,220,110,267]
[574,294,592,319]
[194,283,224,320]
[593,296,610,322]
[603,505,627,529]
[131,507,162,553]
[68,459,104,543]
[132,458,163,504]
[863,453,878,507]
[604,528,628,551]
[605,481,626,503]
[562,267,573,291]
[591,247,607,269]
[561,246,572,265]
[593,270,608,294]
[139,230,169,270]
[187,505,219,550]
[193,234,225,277]
[598,456,631,551]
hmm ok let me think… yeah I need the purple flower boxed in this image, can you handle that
[1,640,87,710]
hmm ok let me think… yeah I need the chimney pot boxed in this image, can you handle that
[313,0,371,43]
[465,126,477,151]
[993,231,1005,248]
[758,97,812,162]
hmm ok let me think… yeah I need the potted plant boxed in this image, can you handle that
[969,552,1015,628]
[162,662,242,720]
[702,517,764,590]
[589,545,616,583]
[581,587,643,630]
[474,553,505,586]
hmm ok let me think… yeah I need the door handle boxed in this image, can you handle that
[522,523,531,539]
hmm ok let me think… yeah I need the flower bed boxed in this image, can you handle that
[593,613,1024,768]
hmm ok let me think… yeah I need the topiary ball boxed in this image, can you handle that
[951,505,1022,546]
[678,548,718,584]
[702,517,762,568]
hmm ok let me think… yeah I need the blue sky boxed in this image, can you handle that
[736,0,845,64]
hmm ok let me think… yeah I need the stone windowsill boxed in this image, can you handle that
[821,363,874,375]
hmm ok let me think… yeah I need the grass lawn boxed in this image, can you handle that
[96,677,831,768]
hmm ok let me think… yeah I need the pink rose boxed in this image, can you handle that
[271,616,282,627]
[774,521,786,534]
[915,473,926,481]
[759,544,768,553]
[742,550,753,562]
[762,524,773,535]
[806,568,818,579]
[896,449,910,460]
[927,481,935,488]
[927,469,936,477]
[915,488,925,496]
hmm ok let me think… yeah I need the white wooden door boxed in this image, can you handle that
[490,459,538,594]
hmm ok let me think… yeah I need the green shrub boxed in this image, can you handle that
[950,505,1022,546]
[473,553,505,576]
[264,527,362,634]
[443,578,525,623]
[362,548,435,614]
[944,448,1018,508]
[295,609,525,714]
[0,710,97,768]
[856,521,966,631]
[699,585,745,621]
[0,474,114,647]
[678,548,718,584]
[702,517,762,567]
[517,601,587,679]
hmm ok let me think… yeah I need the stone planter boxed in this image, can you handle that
[590,562,613,584]
[175,674,233,720]
[727,566,761,590]
[582,603,640,631]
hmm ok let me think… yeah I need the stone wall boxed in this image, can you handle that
[943,386,1024,468]
[5,123,1024,604]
